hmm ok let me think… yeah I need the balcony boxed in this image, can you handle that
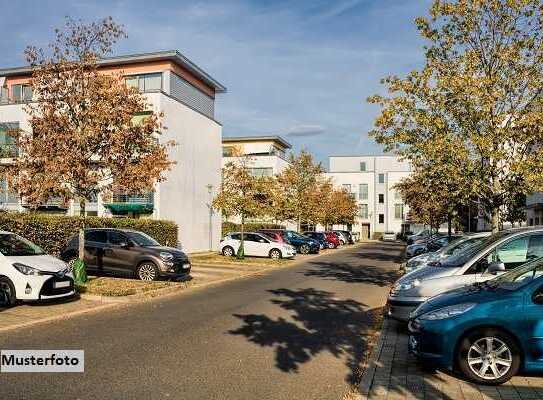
[0,144,18,159]
[105,192,154,215]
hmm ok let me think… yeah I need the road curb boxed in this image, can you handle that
[358,316,390,399]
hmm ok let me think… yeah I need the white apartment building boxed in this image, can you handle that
[0,50,226,252]
[326,155,414,238]
[222,135,291,176]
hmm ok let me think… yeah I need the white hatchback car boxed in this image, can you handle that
[382,232,397,241]
[220,232,296,259]
[0,231,75,306]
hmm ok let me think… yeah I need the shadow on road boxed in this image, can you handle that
[302,262,398,286]
[229,287,382,384]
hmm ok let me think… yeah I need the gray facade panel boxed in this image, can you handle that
[170,73,214,119]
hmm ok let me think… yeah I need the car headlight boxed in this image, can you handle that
[159,252,174,260]
[13,263,41,276]
[419,303,476,321]
[393,279,421,292]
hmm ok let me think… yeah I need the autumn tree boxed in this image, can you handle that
[369,0,543,232]
[213,152,272,258]
[7,17,173,273]
[275,150,323,231]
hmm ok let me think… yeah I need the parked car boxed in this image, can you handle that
[382,231,397,242]
[404,232,491,274]
[0,231,74,306]
[407,229,431,245]
[406,235,461,258]
[324,231,341,249]
[220,232,296,259]
[333,230,354,245]
[258,229,320,254]
[60,228,191,281]
[259,230,287,244]
[387,227,543,321]
[409,257,543,385]
[302,232,327,250]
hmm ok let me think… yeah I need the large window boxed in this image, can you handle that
[359,184,368,200]
[359,204,368,219]
[394,204,404,220]
[249,167,273,177]
[125,73,162,92]
[11,84,33,103]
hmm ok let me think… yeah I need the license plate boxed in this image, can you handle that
[182,263,191,269]
[54,281,70,289]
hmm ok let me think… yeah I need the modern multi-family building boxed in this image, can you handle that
[0,50,226,252]
[326,155,414,238]
[222,135,291,176]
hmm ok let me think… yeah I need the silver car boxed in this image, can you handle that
[387,227,543,321]
[404,232,491,274]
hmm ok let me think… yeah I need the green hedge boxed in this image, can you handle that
[0,212,178,256]
[222,222,285,236]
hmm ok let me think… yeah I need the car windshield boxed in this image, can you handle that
[125,231,160,247]
[438,231,510,268]
[441,236,488,256]
[0,234,45,256]
[487,258,543,291]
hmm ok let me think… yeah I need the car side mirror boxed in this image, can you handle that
[533,287,543,305]
[487,261,505,275]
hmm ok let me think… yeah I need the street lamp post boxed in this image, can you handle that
[206,184,214,251]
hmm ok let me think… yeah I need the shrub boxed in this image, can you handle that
[0,212,178,255]
[372,231,383,240]
[222,222,285,236]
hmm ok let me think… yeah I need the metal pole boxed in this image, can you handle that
[206,184,213,251]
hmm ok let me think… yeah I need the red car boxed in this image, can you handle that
[324,231,341,249]
[258,230,287,243]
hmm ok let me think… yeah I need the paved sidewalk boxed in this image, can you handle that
[360,318,543,400]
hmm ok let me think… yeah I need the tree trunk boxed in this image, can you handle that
[491,208,499,233]
[78,199,86,260]
[297,216,301,233]
[238,214,245,259]
[447,213,452,239]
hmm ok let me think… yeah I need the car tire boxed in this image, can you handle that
[327,242,335,249]
[0,276,17,307]
[222,246,235,257]
[136,262,160,281]
[457,328,520,385]
[269,249,282,260]
[299,244,310,254]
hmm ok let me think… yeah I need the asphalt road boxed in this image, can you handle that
[0,241,403,400]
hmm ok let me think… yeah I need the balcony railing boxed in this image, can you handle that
[105,192,154,215]
[0,144,18,158]
[112,192,154,204]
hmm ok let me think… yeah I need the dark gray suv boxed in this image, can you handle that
[60,228,191,281]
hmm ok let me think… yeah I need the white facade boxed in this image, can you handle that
[325,155,413,238]
[0,51,226,252]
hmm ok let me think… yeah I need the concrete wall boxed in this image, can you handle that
[158,93,222,252]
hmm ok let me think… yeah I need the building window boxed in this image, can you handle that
[125,73,162,92]
[249,167,273,177]
[359,204,368,219]
[378,194,384,204]
[378,173,385,184]
[0,122,18,158]
[359,184,368,200]
[12,84,33,103]
[395,204,404,220]
[378,214,384,224]
[342,184,351,193]
[530,218,534,226]
[0,87,8,104]
[360,162,366,172]
[222,146,235,157]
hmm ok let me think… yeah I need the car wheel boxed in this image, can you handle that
[327,242,335,249]
[269,249,282,259]
[222,246,235,257]
[0,276,17,307]
[137,262,159,281]
[457,329,520,385]
[300,244,310,254]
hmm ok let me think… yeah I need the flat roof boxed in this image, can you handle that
[222,135,292,149]
[0,50,226,93]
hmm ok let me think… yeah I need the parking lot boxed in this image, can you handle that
[361,317,543,400]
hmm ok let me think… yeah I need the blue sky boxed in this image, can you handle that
[0,0,431,166]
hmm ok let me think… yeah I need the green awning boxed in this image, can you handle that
[104,203,153,214]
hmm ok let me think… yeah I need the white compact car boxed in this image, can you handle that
[220,232,296,259]
[0,231,75,306]
[382,232,397,241]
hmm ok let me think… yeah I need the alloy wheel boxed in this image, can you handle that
[270,249,281,259]
[223,247,234,257]
[138,263,157,281]
[467,337,512,380]
[300,244,310,254]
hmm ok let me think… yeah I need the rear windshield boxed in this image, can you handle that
[0,234,45,256]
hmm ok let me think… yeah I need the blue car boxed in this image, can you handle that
[408,258,543,385]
